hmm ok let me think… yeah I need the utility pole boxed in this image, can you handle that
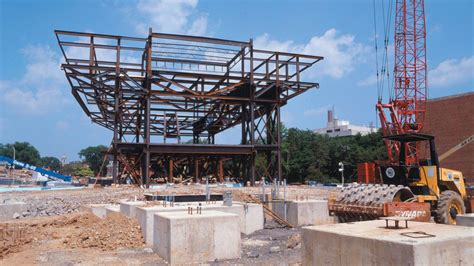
[338,162,344,187]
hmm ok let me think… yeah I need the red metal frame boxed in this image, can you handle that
[378,0,427,165]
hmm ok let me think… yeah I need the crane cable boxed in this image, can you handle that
[372,0,381,101]
[372,0,396,127]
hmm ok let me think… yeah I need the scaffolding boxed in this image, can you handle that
[56,29,323,186]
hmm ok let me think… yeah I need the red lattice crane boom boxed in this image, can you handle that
[377,0,428,165]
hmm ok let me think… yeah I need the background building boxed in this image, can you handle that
[422,92,474,184]
[314,109,377,137]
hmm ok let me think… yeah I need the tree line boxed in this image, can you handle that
[270,126,387,184]
[0,142,107,177]
[1,128,387,182]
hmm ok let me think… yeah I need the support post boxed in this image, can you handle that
[194,159,199,183]
[169,159,173,183]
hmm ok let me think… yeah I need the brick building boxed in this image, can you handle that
[422,92,474,184]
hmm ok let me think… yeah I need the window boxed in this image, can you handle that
[326,130,332,133]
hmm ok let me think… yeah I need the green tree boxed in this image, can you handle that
[73,165,94,177]
[62,161,94,177]
[78,145,108,175]
[0,142,41,166]
[280,127,387,184]
[61,161,82,176]
[39,156,62,172]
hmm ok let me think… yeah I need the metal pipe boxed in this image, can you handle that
[283,178,287,222]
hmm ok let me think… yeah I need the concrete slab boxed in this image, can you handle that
[457,213,474,227]
[273,200,334,227]
[120,201,146,218]
[302,220,474,266]
[0,202,27,220]
[136,202,263,245]
[153,210,240,264]
[105,205,120,217]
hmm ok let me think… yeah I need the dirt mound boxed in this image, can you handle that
[1,212,144,258]
[63,212,144,250]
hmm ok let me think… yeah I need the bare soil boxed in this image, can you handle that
[0,185,332,265]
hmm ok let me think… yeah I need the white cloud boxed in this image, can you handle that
[357,75,377,87]
[303,105,331,117]
[429,56,474,88]
[133,0,207,35]
[0,45,70,115]
[187,15,208,36]
[281,110,295,127]
[55,120,70,130]
[254,29,370,79]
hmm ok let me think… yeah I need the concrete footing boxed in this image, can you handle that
[82,204,112,219]
[120,201,146,218]
[273,200,334,226]
[0,201,27,220]
[457,213,474,227]
[105,205,120,216]
[302,220,474,266]
[153,210,241,264]
[136,202,263,245]
[241,202,264,234]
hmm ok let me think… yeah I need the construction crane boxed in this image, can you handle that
[376,0,427,165]
[329,0,472,224]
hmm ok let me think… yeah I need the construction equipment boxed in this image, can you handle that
[438,134,474,162]
[331,133,469,224]
[0,155,72,182]
[330,0,471,224]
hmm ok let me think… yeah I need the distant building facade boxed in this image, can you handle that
[314,109,376,137]
[421,92,474,184]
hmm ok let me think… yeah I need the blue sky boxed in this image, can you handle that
[0,0,473,162]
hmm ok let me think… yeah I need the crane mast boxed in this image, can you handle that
[377,0,428,165]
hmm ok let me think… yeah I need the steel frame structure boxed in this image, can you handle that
[56,29,323,186]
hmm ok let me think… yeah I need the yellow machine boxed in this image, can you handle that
[330,133,470,225]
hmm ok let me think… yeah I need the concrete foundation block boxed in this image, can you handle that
[136,205,186,246]
[241,202,264,234]
[302,220,474,266]
[153,210,240,264]
[137,202,263,246]
[457,213,474,227]
[120,201,146,218]
[273,200,333,227]
[0,202,27,220]
[105,205,120,217]
[82,204,112,219]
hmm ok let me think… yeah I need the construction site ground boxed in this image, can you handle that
[1,185,334,265]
